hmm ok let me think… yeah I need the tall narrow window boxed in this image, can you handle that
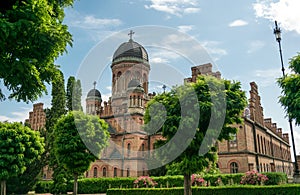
[127,143,131,157]
[114,167,117,177]
[142,144,145,157]
[230,162,238,173]
[257,135,261,153]
[103,167,107,177]
[229,133,237,148]
[93,167,98,178]
[127,168,130,177]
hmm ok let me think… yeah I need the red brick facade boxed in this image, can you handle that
[217,82,293,175]
[25,103,46,131]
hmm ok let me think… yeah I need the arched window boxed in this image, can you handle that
[93,167,98,178]
[114,167,117,177]
[103,167,107,177]
[230,162,238,173]
[127,143,131,157]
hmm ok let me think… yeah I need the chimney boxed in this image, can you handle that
[283,133,289,143]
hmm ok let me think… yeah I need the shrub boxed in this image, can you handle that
[240,170,268,185]
[203,173,243,186]
[263,172,287,185]
[134,176,158,188]
[191,174,206,186]
[153,175,184,187]
[107,185,300,195]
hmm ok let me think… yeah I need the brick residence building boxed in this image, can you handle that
[217,82,293,175]
[26,36,293,178]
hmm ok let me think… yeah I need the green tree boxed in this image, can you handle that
[0,0,73,191]
[54,111,110,195]
[0,0,74,102]
[45,71,72,194]
[66,76,83,111]
[278,53,300,125]
[144,76,247,195]
[0,122,44,195]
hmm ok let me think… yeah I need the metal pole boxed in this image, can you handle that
[275,21,300,177]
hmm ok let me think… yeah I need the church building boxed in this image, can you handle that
[26,32,293,179]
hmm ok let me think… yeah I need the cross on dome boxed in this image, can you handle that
[93,81,97,89]
[128,30,135,41]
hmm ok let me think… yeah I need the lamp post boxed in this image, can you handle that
[273,20,300,182]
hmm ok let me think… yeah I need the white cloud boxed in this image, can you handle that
[0,107,31,123]
[200,41,228,61]
[145,0,200,16]
[106,86,112,92]
[247,40,265,53]
[70,15,122,30]
[253,0,300,34]
[253,68,281,87]
[65,10,122,30]
[183,7,200,14]
[178,25,194,33]
[229,19,248,27]
[151,57,170,64]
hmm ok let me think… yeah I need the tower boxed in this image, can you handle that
[86,82,102,116]
[85,32,154,177]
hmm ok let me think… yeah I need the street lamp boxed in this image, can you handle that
[273,20,300,182]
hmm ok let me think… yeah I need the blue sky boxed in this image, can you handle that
[1,0,300,156]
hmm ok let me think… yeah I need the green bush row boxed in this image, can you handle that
[34,172,288,193]
[107,185,300,195]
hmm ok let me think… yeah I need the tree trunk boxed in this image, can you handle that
[73,173,78,195]
[184,174,192,195]
[1,180,6,195]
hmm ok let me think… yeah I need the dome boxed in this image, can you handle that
[127,79,144,92]
[112,39,148,64]
[128,79,141,88]
[87,89,102,101]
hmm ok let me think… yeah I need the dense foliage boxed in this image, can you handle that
[240,170,268,185]
[66,76,83,111]
[278,53,300,125]
[144,75,247,194]
[35,172,287,193]
[45,71,71,194]
[53,111,110,195]
[0,122,44,195]
[0,0,74,102]
[106,185,300,195]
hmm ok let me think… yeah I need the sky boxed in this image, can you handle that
[1,0,300,158]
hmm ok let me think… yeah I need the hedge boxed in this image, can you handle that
[35,178,135,193]
[34,172,288,193]
[262,172,287,185]
[107,185,300,195]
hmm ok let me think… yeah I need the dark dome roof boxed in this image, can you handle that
[112,39,148,63]
[128,79,141,88]
[87,89,101,98]
[127,79,144,92]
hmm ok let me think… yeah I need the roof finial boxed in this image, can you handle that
[93,81,97,89]
[162,84,166,93]
[128,30,135,41]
